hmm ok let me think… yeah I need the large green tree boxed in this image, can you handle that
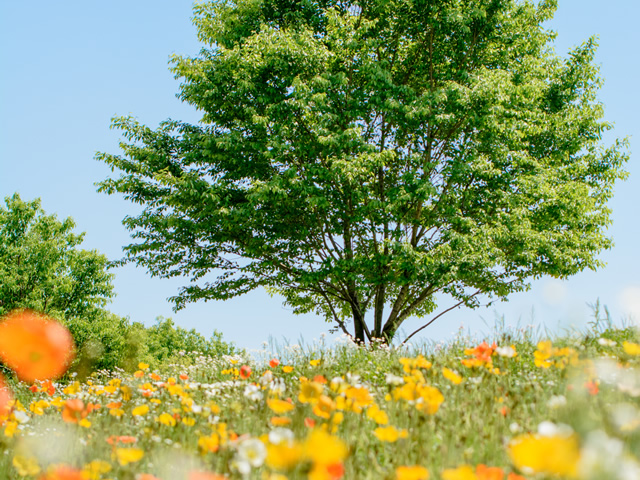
[0,194,114,320]
[97,0,627,344]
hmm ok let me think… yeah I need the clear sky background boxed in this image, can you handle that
[1,1,638,353]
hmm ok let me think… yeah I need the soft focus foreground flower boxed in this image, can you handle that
[267,398,295,414]
[373,425,408,442]
[396,465,430,480]
[475,464,504,480]
[13,454,41,476]
[0,310,74,382]
[508,432,580,477]
[304,429,348,466]
[189,472,229,480]
[623,341,640,356]
[233,437,267,474]
[39,465,84,480]
[239,365,252,379]
[442,367,463,385]
[441,465,477,480]
[61,399,87,424]
[1,374,13,420]
[114,447,145,466]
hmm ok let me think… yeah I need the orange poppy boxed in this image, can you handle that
[476,464,504,480]
[0,310,74,382]
[61,399,87,424]
[0,374,12,419]
[239,365,252,379]
[269,358,280,368]
[106,435,138,445]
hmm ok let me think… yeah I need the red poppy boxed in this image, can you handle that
[0,310,74,382]
[269,358,280,368]
[239,365,252,379]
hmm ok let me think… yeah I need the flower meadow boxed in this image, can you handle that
[2,311,640,479]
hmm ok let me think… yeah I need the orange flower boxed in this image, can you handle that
[0,310,74,382]
[476,464,504,480]
[239,365,252,379]
[39,466,84,480]
[0,374,13,420]
[61,399,87,424]
[106,435,138,445]
[136,475,161,480]
[269,358,280,368]
[179,374,189,381]
[188,472,229,480]
[304,418,316,428]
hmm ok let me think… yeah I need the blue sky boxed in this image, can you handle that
[1,1,638,352]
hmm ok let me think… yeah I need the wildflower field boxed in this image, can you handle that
[2,311,640,480]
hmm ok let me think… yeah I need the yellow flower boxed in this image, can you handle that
[344,386,373,412]
[441,465,476,480]
[312,395,336,419]
[198,433,221,453]
[309,359,321,367]
[373,425,408,442]
[83,460,112,480]
[298,381,324,404]
[138,362,150,370]
[304,429,348,465]
[415,385,444,415]
[132,405,150,416]
[267,398,295,414]
[109,408,124,417]
[442,368,463,385]
[79,418,92,428]
[623,341,640,356]
[266,442,304,470]
[270,416,292,426]
[508,433,580,478]
[396,465,430,480]
[282,365,294,373]
[12,455,41,476]
[4,420,18,437]
[157,412,177,426]
[115,447,144,466]
[366,404,389,425]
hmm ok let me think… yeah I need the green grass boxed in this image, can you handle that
[1,322,640,480]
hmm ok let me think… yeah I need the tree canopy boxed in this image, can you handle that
[97,0,628,343]
[0,194,114,320]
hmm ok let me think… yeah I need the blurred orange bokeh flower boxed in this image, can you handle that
[239,365,252,379]
[0,374,12,420]
[39,466,84,480]
[0,310,74,382]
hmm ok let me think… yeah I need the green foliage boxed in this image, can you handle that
[142,316,241,365]
[97,0,628,344]
[0,193,114,320]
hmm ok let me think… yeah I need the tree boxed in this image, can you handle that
[97,0,628,344]
[0,194,114,320]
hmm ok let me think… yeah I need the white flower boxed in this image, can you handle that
[598,338,617,347]
[13,410,30,424]
[495,346,517,358]
[243,384,263,402]
[268,428,295,445]
[236,438,267,469]
[385,373,404,386]
[547,395,567,409]
[509,422,521,433]
[537,421,573,437]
